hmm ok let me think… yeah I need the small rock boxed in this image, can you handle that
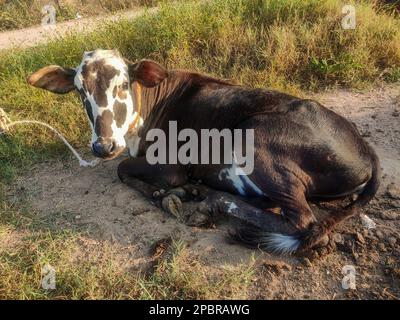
[380,211,399,220]
[303,257,313,268]
[388,237,397,246]
[375,230,385,240]
[75,215,81,220]
[378,243,386,252]
[355,232,365,244]
[387,184,400,200]
[332,233,344,244]
[368,235,378,243]
[309,250,320,260]
[131,208,150,216]
[360,214,376,229]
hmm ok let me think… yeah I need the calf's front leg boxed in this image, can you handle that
[118,157,188,188]
[118,157,192,218]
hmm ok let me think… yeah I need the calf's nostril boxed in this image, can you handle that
[92,142,103,156]
[91,139,116,157]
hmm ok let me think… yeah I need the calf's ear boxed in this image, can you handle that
[27,65,76,94]
[127,59,168,87]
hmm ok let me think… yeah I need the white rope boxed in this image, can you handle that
[0,107,100,168]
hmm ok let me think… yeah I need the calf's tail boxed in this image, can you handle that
[234,147,381,254]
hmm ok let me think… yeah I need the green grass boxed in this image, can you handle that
[0,0,399,183]
[0,0,400,299]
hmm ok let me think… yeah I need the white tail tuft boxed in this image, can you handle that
[263,233,300,254]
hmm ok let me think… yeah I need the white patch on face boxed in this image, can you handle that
[74,50,136,149]
[218,159,264,196]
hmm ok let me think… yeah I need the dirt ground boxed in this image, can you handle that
[4,84,399,300]
[0,8,150,50]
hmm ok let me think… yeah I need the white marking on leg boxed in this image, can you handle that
[236,166,264,196]
[226,201,238,213]
[219,166,246,195]
[218,162,264,196]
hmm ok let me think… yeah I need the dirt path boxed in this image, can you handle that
[0,8,154,51]
[5,84,400,299]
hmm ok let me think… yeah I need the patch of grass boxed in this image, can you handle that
[0,196,254,299]
[1,0,399,182]
[141,240,255,300]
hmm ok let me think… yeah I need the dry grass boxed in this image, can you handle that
[0,193,254,299]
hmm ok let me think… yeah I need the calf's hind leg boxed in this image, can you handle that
[187,190,298,234]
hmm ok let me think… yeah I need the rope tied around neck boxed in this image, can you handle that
[0,107,100,168]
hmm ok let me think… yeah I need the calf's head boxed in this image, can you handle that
[27,49,168,159]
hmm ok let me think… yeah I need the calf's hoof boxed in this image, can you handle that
[185,200,213,227]
[161,194,184,221]
[186,211,212,227]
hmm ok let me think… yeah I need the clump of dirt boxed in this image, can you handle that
[5,85,400,299]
